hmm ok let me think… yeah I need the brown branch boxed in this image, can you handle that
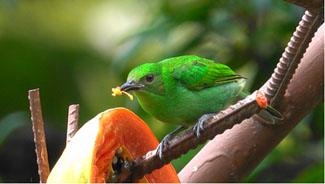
[178,24,324,182]
[124,91,267,181]
[265,10,323,107]
[66,104,80,145]
[126,9,324,182]
[124,7,324,183]
[28,88,50,183]
[284,0,324,14]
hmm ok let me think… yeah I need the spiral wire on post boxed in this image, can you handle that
[265,10,323,107]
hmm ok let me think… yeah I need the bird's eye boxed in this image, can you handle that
[145,74,154,82]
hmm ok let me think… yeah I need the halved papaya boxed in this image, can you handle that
[47,108,180,183]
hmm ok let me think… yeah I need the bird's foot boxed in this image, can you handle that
[156,126,186,161]
[156,134,172,161]
[193,113,216,138]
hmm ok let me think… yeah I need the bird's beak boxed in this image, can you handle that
[120,80,144,92]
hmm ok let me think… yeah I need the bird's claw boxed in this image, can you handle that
[156,134,173,161]
[193,121,204,138]
[193,113,215,138]
[156,126,186,161]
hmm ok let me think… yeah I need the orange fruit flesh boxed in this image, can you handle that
[90,108,179,183]
[47,108,179,183]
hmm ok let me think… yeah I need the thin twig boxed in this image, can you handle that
[66,104,80,145]
[28,88,50,183]
[265,10,323,107]
[125,91,266,182]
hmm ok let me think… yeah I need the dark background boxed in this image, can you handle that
[0,0,323,182]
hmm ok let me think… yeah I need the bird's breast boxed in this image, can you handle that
[134,81,245,126]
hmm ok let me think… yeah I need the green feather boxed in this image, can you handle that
[171,56,243,90]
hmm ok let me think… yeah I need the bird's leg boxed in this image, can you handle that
[193,113,216,138]
[157,126,187,160]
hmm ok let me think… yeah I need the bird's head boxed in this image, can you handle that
[120,63,165,96]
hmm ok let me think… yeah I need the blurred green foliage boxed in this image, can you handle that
[0,112,28,147]
[0,0,323,182]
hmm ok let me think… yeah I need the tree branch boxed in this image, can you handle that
[28,88,50,183]
[119,91,267,181]
[124,8,324,183]
[178,23,324,182]
[177,9,324,183]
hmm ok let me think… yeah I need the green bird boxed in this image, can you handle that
[119,55,282,158]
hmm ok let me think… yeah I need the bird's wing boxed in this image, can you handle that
[172,58,244,90]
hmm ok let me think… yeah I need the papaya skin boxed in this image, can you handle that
[47,108,179,183]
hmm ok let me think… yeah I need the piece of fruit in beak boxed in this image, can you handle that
[112,86,134,101]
